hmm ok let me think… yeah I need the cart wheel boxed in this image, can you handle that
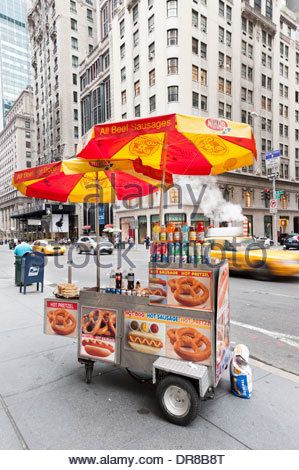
[157,375,200,426]
[85,363,94,384]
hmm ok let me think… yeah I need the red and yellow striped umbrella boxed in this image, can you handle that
[77,114,257,175]
[12,157,172,203]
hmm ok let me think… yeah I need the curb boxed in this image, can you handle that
[250,357,299,384]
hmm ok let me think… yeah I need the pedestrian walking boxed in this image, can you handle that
[128,237,134,249]
[14,240,33,257]
[144,235,150,250]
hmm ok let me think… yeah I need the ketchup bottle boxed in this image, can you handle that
[189,225,196,242]
[196,221,205,243]
[160,225,167,241]
[166,222,175,241]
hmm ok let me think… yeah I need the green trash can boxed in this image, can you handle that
[15,256,22,286]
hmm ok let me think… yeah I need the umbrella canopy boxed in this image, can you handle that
[77,114,257,176]
[12,157,172,203]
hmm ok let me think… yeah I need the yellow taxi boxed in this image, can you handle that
[206,233,299,280]
[32,239,66,256]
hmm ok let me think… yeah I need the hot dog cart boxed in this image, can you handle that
[44,260,230,426]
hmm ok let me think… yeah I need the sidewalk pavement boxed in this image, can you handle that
[0,265,298,450]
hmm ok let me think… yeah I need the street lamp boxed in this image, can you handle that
[250,111,278,246]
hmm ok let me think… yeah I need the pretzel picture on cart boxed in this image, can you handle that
[45,300,78,338]
[80,307,117,363]
[167,275,212,311]
[166,325,212,366]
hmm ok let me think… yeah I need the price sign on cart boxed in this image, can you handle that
[270,198,277,213]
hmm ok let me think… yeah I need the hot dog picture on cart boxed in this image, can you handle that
[80,307,117,363]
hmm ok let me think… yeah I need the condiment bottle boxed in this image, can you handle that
[153,223,161,242]
[127,268,135,290]
[135,280,141,291]
[160,225,167,241]
[173,225,182,242]
[196,221,205,243]
[115,268,122,289]
[181,223,189,243]
[189,225,196,242]
[166,222,175,241]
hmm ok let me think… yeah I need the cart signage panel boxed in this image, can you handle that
[149,267,213,312]
[215,263,230,385]
[44,299,78,338]
[124,310,212,366]
[80,306,117,363]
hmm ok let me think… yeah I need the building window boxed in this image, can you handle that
[133,30,139,46]
[87,8,93,21]
[192,91,199,108]
[25,121,30,128]
[132,4,138,22]
[167,0,178,17]
[73,73,77,85]
[134,55,139,71]
[73,91,78,102]
[149,69,155,86]
[167,57,178,74]
[120,19,125,37]
[71,18,77,31]
[245,191,251,208]
[201,95,208,111]
[134,80,140,96]
[192,37,198,55]
[192,10,198,28]
[148,15,154,33]
[74,126,79,138]
[266,0,272,19]
[120,43,125,59]
[201,15,207,32]
[26,141,31,148]
[167,28,178,46]
[219,101,225,117]
[70,0,77,13]
[71,37,78,49]
[254,0,261,11]
[135,105,140,117]
[149,95,156,112]
[72,55,79,67]
[121,90,126,105]
[200,42,207,59]
[168,86,179,102]
[219,77,225,93]
[219,26,224,43]
[201,69,207,86]
[88,26,93,37]
[192,65,199,82]
[101,3,109,37]
[148,42,155,58]
[121,67,126,81]
[74,109,78,120]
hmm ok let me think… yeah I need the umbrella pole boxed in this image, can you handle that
[159,134,168,226]
[96,171,100,291]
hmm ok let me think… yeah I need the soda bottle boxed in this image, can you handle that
[173,225,182,242]
[181,242,188,264]
[150,242,157,262]
[166,222,175,241]
[160,225,167,241]
[181,223,189,243]
[153,223,161,242]
[174,242,181,263]
[169,242,175,263]
[189,225,196,242]
[127,268,135,290]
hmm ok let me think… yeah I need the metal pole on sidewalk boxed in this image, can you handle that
[272,175,278,246]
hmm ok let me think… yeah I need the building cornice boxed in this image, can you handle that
[241,0,277,33]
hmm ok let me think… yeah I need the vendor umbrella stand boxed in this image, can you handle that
[12,157,172,290]
[77,114,257,223]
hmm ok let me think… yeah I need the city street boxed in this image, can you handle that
[0,245,298,450]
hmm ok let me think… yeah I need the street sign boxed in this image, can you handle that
[270,199,277,214]
[275,190,285,198]
[266,150,281,176]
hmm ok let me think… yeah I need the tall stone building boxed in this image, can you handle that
[0,0,31,130]
[27,0,98,165]
[0,87,36,238]
[80,0,299,239]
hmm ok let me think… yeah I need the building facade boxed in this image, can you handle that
[0,0,32,130]
[80,0,299,239]
[27,0,98,165]
[0,87,36,238]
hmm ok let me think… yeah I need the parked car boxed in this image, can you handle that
[76,236,114,255]
[32,239,66,255]
[278,233,289,245]
[284,233,299,250]
[255,236,274,247]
